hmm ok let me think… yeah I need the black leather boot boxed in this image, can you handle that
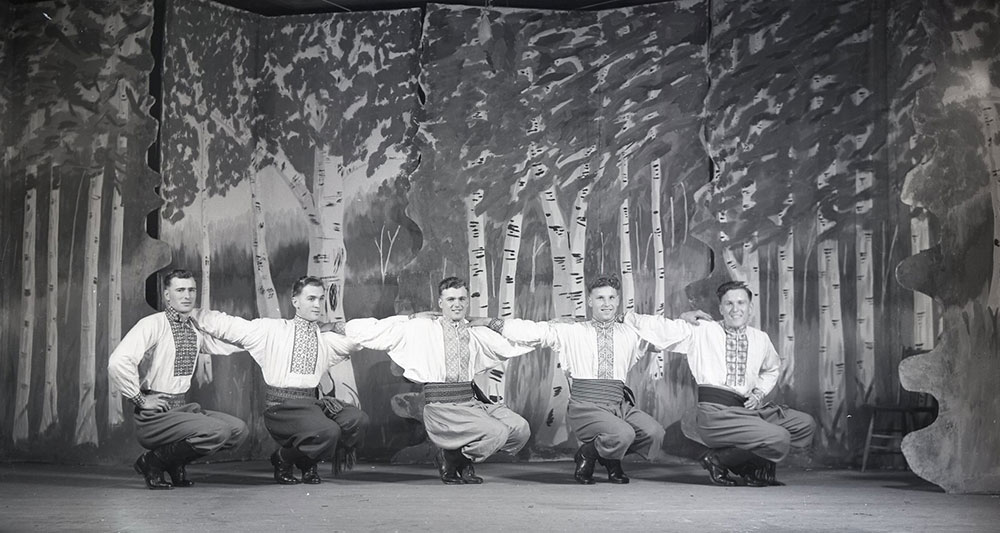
[698,450,737,487]
[598,457,630,484]
[158,441,201,488]
[740,457,784,487]
[440,449,466,485]
[574,442,598,485]
[459,460,484,484]
[717,447,767,487]
[133,451,173,490]
[300,461,322,484]
[270,449,300,485]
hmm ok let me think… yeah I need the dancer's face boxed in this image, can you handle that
[163,278,197,316]
[293,284,326,322]
[438,287,469,322]
[588,286,619,322]
[718,288,753,329]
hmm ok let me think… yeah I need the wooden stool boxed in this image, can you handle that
[861,404,936,471]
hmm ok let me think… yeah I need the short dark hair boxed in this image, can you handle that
[438,276,468,295]
[163,269,195,288]
[716,281,752,302]
[292,276,325,297]
[588,274,621,293]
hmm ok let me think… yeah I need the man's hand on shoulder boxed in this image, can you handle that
[680,310,713,325]
[319,321,347,335]
[408,311,442,320]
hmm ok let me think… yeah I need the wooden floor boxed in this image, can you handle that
[1,460,997,532]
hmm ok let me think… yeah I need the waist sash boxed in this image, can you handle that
[571,379,625,405]
[697,386,746,407]
[423,382,475,404]
[148,391,188,411]
[265,385,318,407]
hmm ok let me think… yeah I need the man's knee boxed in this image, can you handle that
[507,416,531,447]
[228,418,250,447]
[315,421,343,443]
[339,407,370,433]
[647,424,666,449]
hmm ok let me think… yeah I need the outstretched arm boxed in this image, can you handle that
[624,312,697,353]
[344,315,412,352]
[190,309,265,351]
[487,318,561,349]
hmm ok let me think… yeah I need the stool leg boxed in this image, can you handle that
[862,409,877,472]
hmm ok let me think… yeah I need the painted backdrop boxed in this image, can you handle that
[1,0,998,493]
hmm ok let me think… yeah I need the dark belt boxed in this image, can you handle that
[697,386,747,407]
[570,379,625,405]
[147,391,188,411]
[265,385,317,407]
[423,382,475,404]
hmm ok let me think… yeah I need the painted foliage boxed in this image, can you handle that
[409,1,710,454]
[1,0,994,483]
[0,0,165,459]
[699,0,886,458]
[160,0,422,457]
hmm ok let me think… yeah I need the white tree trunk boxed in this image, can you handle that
[75,169,102,446]
[540,185,573,318]
[536,185,572,446]
[105,11,134,429]
[618,158,635,311]
[855,171,875,404]
[40,170,59,433]
[977,104,1000,312]
[106,186,124,427]
[488,173,531,405]
[14,186,37,443]
[309,147,355,404]
[650,159,666,315]
[197,124,211,309]
[776,226,796,390]
[817,212,846,450]
[568,172,591,319]
[498,210,522,318]
[465,189,489,317]
[249,162,281,319]
[910,210,934,351]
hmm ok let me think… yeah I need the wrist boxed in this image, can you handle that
[129,392,146,408]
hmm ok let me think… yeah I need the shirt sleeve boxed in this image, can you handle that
[624,312,694,353]
[107,316,158,400]
[198,333,246,356]
[191,309,267,352]
[500,318,561,349]
[471,327,536,367]
[757,335,781,395]
[344,315,411,352]
[322,331,363,369]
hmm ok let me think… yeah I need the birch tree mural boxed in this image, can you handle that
[257,9,421,403]
[15,184,36,443]
[162,0,248,309]
[3,0,159,454]
[702,0,879,453]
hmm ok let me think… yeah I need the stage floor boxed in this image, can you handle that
[1,460,997,532]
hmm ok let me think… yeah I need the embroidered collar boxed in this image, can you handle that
[165,306,189,325]
[723,324,747,335]
[439,317,469,330]
[293,316,318,329]
[591,318,617,330]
